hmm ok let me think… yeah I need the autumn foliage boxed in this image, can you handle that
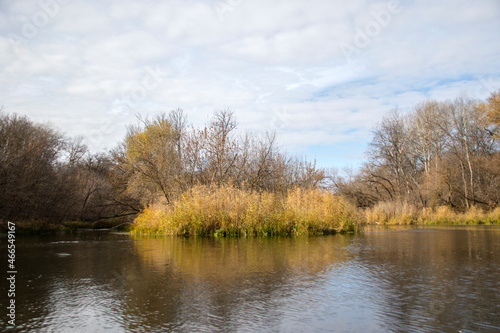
[1,91,499,231]
[132,184,361,236]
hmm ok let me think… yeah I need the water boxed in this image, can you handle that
[1,226,499,332]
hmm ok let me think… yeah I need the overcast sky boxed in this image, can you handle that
[1,0,499,168]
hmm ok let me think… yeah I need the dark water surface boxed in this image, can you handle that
[1,225,499,332]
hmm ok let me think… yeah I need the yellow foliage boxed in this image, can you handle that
[365,201,500,225]
[126,119,176,163]
[487,91,500,127]
[132,184,363,236]
[478,90,500,140]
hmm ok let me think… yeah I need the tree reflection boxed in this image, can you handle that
[357,226,500,332]
[129,235,350,331]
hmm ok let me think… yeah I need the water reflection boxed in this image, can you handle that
[129,236,351,332]
[1,226,499,332]
[133,236,350,280]
[358,226,500,332]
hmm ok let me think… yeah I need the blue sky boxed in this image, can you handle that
[1,0,499,169]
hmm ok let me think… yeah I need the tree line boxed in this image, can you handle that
[0,108,324,225]
[331,91,500,212]
[1,90,498,227]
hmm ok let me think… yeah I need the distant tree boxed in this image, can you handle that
[0,112,68,221]
[124,113,182,204]
[438,96,494,208]
[206,110,239,185]
[367,108,423,203]
[487,91,500,132]
[478,90,500,140]
[332,92,500,211]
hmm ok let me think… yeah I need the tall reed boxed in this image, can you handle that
[365,201,500,225]
[132,184,362,236]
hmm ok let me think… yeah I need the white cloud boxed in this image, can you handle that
[1,0,499,168]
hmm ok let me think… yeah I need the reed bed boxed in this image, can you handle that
[365,201,500,225]
[132,185,362,236]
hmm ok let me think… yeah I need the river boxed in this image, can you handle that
[1,225,499,332]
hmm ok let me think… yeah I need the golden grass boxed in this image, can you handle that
[132,185,363,236]
[365,201,500,225]
[365,201,419,225]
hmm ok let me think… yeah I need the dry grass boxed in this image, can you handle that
[132,185,363,236]
[365,201,500,225]
[365,201,419,225]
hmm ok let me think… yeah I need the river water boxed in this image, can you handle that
[1,225,499,332]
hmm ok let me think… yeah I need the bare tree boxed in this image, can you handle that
[335,93,500,211]
[206,110,239,185]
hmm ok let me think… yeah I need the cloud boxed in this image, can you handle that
[1,0,499,168]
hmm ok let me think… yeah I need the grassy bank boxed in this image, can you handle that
[8,197,499,235]
[132,185,362,236]
[365,201,500,225]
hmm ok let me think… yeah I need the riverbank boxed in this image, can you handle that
[365,202,500,225]
[0,219,132,235]
[5,195,499,235]
[132,186,500,235]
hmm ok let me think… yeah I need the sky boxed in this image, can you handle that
[1,0,499,169]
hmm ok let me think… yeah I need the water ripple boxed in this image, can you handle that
[5,228,500,332]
